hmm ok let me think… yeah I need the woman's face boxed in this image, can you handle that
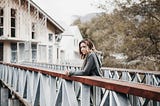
[80,42,89,55]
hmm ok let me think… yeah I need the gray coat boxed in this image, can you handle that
[69,52,102,76]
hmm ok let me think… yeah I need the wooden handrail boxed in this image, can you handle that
[8,61,159,75]
[102,67,160,75]
[1,62,160,101]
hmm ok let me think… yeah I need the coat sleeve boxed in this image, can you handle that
[69,54,94,76]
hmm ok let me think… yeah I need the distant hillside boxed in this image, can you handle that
[71,13,102,24]
[80,13,100,23]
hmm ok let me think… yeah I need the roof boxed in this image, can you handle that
[29,0,65,33]
[62,26,83,38]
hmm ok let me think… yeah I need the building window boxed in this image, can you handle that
[31,44,37,62]
[11,43,17,63]
[39,45,47,62]
[57,48,59,60]
[11,28,15,37]
[0,43,3,61]
[0,28,3,36]
[32,32,35,39]
[0,8,3,36]
[48,33,53,41]
[0,8,3,16]
[11,17,15,27]
[32,23,36,39]
[11,9,16,37]
[18,43,25,62]
[55,34,62,42]
[48,46,53,63]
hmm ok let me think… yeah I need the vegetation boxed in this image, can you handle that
[73,0,160,71]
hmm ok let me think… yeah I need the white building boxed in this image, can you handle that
[0,0,64,63]
[59,26,83,66]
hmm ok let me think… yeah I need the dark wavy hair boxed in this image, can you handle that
[79,38,95,59]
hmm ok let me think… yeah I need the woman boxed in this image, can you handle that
[65,38,102,76]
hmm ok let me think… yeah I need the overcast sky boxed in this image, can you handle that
[33,0,104,25]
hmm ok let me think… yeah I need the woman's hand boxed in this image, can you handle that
[65,70,70,76]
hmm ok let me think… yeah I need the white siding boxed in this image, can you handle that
[59,26,83,66]
[0,0,64,63]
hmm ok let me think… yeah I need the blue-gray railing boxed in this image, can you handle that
[0,62,160,106]
[22,62,160,87]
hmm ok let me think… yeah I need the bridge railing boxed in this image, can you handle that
[22,62,160,87]
[102,67,160,87]
[0,62,160,106]
[21,61,81,72]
